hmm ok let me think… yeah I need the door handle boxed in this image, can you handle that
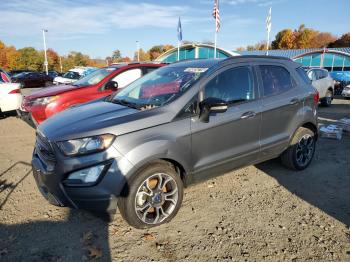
[289,98,300,105]
[240,111,256,119]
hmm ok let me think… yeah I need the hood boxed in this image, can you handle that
[25,84,83,99]
[38,100,171,141]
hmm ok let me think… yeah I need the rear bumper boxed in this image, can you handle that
[16,109,37,128]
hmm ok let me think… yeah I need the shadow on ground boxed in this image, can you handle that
[256,104,350,227]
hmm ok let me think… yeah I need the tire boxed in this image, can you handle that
[320,90,333,107]
[281,127,316,171]
[118,161,183,229]
[44,81,52,87]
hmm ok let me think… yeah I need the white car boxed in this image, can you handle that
[342,84,350,98]
[53,67,96,85]
[307,68,334,106]
[0,80,22,114]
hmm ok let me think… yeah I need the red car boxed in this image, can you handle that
[18,63,165,127]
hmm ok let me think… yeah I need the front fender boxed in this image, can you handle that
[116,138,192,181]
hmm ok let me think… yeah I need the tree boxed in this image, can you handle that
[46,48,60,71]
[295,25,318,49]
[272,29,296,49]
[312,32,336,48]
[134,48,150,61]
[15,47,43,71]
[328,33,350,47]
[111,49,122,63]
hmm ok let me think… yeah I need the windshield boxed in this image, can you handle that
[13,72,30,78]
[73,67,117,86]
[63,71,80,79]
[111,66,208,108]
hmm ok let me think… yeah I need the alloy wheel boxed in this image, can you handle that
[295,134,314,167]
[135,173,178,225]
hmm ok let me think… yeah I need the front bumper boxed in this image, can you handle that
[31,142,131,214]
[16,109,37,128]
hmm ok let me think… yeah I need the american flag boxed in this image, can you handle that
[212,0,220,33]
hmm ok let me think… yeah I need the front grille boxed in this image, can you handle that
[35,132,56,169]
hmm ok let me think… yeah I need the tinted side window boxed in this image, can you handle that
[296,67,311,84]
[204,66,254,102]
[144,67,158,74]
[259,65,293,97]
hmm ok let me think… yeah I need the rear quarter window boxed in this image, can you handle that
[259,65,294,97]
[296,67,312,84]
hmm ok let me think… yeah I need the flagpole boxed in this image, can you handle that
[266,29,270,56]
[214,16,217,59]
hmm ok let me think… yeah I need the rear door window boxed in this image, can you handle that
[204,66,255,103]
[259,65,293,97]
[111,68,142,88]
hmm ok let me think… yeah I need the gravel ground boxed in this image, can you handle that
[0,97,349,261]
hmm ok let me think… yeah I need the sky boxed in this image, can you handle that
[0,0,349,59]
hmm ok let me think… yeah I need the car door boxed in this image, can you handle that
[190,64,261,180]
[257,64,304,160]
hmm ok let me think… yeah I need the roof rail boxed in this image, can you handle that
[224,55,292,61]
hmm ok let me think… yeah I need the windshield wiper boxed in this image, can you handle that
[111,99,140,110]
[228,98,247,105]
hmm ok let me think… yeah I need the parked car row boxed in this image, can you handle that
[29,56,319,229]
[53,67,97,85]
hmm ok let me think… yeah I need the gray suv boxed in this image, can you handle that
[32,56,318,228]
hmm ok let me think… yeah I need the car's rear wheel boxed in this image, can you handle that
[118,161,183,229]
[281,127,316,170]
[321,90,333,107]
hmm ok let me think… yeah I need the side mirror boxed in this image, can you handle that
[199,97,228,123]
[105,81,118,90]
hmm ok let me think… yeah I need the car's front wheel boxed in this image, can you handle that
[118,161,183,229]
[281,127,316,170]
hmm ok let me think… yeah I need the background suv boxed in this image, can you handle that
[19,62,165,127]
[32,57,318,229]
[306,68,334,106]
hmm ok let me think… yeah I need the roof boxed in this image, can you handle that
[167,58,224,68]
[236,47,350,58]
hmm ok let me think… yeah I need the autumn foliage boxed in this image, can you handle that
[238,25,349,51]
[0,41,174,72]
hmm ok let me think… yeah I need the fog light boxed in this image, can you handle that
[67,164,105,184]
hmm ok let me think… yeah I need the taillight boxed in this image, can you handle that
[313,91,319,104]
[8,89,20,94]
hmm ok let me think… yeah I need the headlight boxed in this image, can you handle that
[57,134,115,156]
[32,96,58,106]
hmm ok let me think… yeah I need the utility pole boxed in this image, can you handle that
[136,41,140,62]
[42,29,49,75]
[59,56,63,73]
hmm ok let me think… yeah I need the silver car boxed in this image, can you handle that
[32,56,319,228]
[307,68,334,106]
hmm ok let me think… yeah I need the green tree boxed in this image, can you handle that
[111,49,122,63]
[15,47,43,71]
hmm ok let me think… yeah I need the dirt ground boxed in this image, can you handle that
[0,97,350,262]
